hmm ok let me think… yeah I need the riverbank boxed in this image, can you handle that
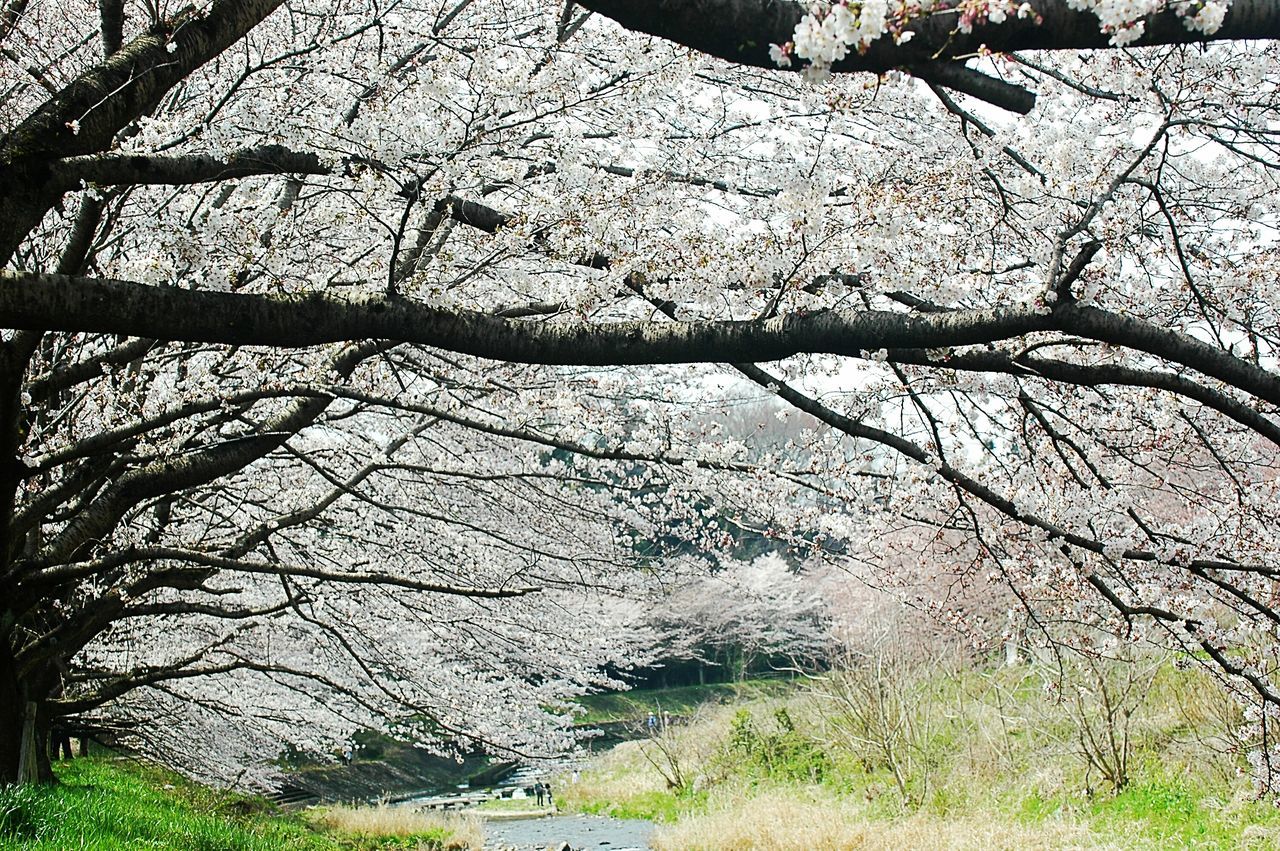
[268,679,776,811]
[557,657,1280,849]
[0,756,658,851]
[0,758,481,850]
[20,660,1273,850]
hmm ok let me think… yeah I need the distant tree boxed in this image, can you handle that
[643,554,837,683]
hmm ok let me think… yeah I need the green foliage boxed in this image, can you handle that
[725,707,831,784]
[1074,774,1280,849]
[349,730,388,761]
[575,788,703,823]
[333,830,454,850]
[0,760,327,850]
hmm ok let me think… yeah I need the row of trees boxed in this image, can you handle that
[4,0,1280,788]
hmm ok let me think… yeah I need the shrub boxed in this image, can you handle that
[726,708,831,784]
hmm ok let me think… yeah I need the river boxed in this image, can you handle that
[482,813,654,850]
[396,759,655,850]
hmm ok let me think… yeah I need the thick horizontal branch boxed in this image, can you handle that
[1055,304,1280,409]
[0,270,1055,363]
[576,0,1280,111]
[6,273,1278,412]
[0,0,284,165]
[48,144,328,190]
[577,0,1280,75]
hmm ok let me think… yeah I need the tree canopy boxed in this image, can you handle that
[5,0,1280,788]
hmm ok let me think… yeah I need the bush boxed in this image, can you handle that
[726,708,831,784]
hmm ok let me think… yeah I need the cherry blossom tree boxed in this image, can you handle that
[0,0,788,783]
[638,553,838,683]
[5,0,1280,789]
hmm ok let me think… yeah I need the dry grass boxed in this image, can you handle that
[555,739,669,811]
[305,803,484,849]
[564,660,1280,848]
[650,787,1108,851]
[558,705,741,817]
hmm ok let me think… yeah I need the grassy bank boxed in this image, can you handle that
[559,656,1280,849]
[0,758,479,850]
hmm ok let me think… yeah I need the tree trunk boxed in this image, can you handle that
[33,704,54,782]
[0,650,21,783]
[0,645,56,784]
[51,728,73,761]
[16,701,38,782]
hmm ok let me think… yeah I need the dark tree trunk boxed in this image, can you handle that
[51,728,74,761]
[0,335,42,784]
[0,643,57,784]
[17,700,36,781]
[0,650,21,784]
[34,711,54,782]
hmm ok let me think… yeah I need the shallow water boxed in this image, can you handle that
[483,813,653,850]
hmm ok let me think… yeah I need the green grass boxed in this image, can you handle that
[0,759,464,850]
[574,788,704,823]
[563,657,1280,849]
[574,678,793,725]
[1087,776,1280,848]
[996,774,1280,848]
